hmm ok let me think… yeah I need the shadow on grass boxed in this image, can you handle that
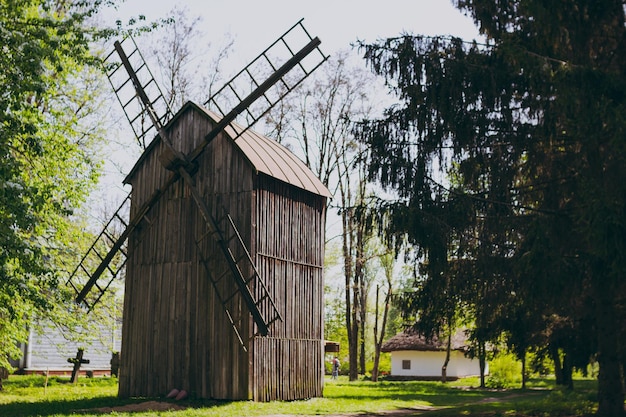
[0,395,237,417]
[324,378,598,416]
[0,376,598,416]
[0,395,121,417]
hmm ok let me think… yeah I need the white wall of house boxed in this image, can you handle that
[390,350,485,378]
[21,319,122,373]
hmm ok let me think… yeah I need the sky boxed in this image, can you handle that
[91,1,481,223]
[105,0,480,61]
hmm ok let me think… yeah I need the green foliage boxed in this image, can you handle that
[485,352,522,389]
[0,0,118,369]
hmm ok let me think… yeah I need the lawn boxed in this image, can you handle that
[0,375,597,416]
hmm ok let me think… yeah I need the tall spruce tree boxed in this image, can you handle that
[356,1,626,415]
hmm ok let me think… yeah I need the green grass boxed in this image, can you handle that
[0,374,598,416]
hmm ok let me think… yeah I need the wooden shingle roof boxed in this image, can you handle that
[124,101,331,198]
[381,329,468,353]
[214,108,331,198]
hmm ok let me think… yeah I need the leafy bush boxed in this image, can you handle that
[486,352,522,389]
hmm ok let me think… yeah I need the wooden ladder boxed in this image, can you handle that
[195,204,282,350]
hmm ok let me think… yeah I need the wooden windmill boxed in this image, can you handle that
[66,20,330,401]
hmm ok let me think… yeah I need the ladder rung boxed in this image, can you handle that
[106,265,116,278]
[113,76,133,94]
[150,95,164,108]
[224,290,240,304]
[79,263,91,276]
[104,48,119,63]
[255,293,270,305]
[103,230,117,245]
[126,47,139,60]
[92,249,105,262]
[261,93,273,107]
[141,76,158,90]
[245,68,261,88]
[262,52,277,72]
[223,233,238,246]
[196,229,212,244]
[244,274,257,285]
[281,38,295,56]
[266,316,281,326]
[123,95,140,111]
[114,213,129,227]
[212,268,230,285]
[227,83,243,102]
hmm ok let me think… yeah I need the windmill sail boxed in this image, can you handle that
[104,36,173,149]
[66,194,130,311]
[67,20,328,343]
[204,19,327,133]
[65,35,175,311]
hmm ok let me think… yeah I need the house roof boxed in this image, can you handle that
[381,329,468,353]
[124,101,331,198]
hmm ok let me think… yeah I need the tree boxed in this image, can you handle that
[371,244,400,382]
[149,6,235,112]
[356,1,626,415]
[0,0,115,370]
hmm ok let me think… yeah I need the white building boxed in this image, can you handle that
[12,318,121,376]
[381,329,486,380]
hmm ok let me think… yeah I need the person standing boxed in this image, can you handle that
[331,356,340,380]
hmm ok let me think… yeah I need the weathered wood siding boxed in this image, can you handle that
[120,106,252,399]
[120,103,326,401]
[251,176,326,401]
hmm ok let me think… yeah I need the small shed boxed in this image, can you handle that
[381,330,485,380]
[119,101,330,401]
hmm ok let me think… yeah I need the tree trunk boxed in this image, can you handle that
[349,299,359,380]
[341,207,358,381]
[521,350,527,390]
[349,263,360,381]
[478,343,486,389]
[359,320,366,375]
[562,353,573,391]
[441,329,451,383]
[359,280,367,375]
[372,285,391,382]
[550,344,564,386]
[372,286,380,382]
[352,215,366,379]
[595,284,625,417]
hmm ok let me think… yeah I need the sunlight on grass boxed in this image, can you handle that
[0,374,598,417]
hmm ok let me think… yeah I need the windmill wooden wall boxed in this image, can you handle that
[119,102,328,401]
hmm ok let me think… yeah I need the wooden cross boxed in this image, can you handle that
[110,352,120,378]
[0,367,8,391]
[67,348,90,383]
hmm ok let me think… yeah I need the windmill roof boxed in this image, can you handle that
[124,101,331,198]
[381,329,468,353]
